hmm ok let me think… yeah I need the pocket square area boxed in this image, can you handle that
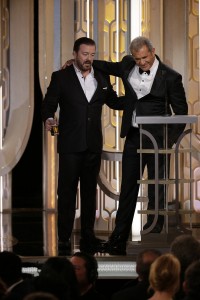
[103,87,108,90]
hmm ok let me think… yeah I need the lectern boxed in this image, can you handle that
[136,115,198,243]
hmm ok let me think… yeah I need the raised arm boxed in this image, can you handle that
[93,60,122,77]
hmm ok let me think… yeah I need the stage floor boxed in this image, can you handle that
[19,237,171,279]
[2,210,200,280]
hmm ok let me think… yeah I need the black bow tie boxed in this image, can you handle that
[139,68,150,75]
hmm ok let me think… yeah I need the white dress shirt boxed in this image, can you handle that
[73,64,97,102]
[128,57,159,127]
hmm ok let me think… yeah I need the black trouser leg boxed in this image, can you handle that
[57,152,83,242]
[80,151,101,239]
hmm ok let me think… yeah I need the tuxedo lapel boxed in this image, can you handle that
[126,78,137,98]
[90,70,108,103]
[124,68,132,80]
[123,62,137,99]
[150,64,167,95]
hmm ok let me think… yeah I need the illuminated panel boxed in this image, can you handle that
[22,260,137,279]
[130,0,142,38]
[98,261,136,278]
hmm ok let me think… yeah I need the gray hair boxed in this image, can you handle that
[129,36,154,54]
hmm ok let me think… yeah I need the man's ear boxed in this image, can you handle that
[182,280,188,295]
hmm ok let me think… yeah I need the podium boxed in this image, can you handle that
[136,115,198,244]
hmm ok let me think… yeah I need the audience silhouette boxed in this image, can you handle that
[34,257,80,300]
[111,248,161,300]
[170,234,200,300]
[0,234,200,300]
[182,260,200,300]
[71,251,107,300]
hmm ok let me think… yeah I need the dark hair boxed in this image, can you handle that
[136,248,161,281]
[35,257,79,300]
[184,260,200,298]
[72,251,98,284]
[170,234,200,273]
[23,292,59,300]
[73,37,96,53]
[0,251,22,286]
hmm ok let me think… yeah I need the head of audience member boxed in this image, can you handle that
[34,257,79,300]
[129,36,156,72]
[73,37,96,76]
[0,251,23,289]
[136,248,161,282]
[182,260,200,299]
[0,278,7,299]
[170,234,200,276]
[149,253,180,299]
[23,292,58,300]
[70,251,98,295]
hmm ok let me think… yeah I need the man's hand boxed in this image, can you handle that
[45,118,57,131]
[61,59,74,69]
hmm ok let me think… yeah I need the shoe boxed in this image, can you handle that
[143,222,163,233]
[107,234,127,255]
[79,237,107,255]
[58,240,71,256]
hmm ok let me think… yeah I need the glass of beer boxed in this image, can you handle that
[50,115,59,136]
[51,124,59,136]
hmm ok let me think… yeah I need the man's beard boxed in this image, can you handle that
[77,60,91,72]
[82,61,91,70]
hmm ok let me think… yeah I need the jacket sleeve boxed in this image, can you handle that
[167,73,188,146]
[167,73,188,115]
[102,73,128,110]
[93,59,126,77]
[93,55,134,77]
[41,72,60,122]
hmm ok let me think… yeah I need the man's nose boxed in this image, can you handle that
[139,59,146,65]
[87,54,93,60]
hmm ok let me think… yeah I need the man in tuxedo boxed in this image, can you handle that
[93,36,188,255]
[42,37,125,256]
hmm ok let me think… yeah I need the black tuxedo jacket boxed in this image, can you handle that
[111,278,152,300]
[42,65,125,154]
[94,55,188,146]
